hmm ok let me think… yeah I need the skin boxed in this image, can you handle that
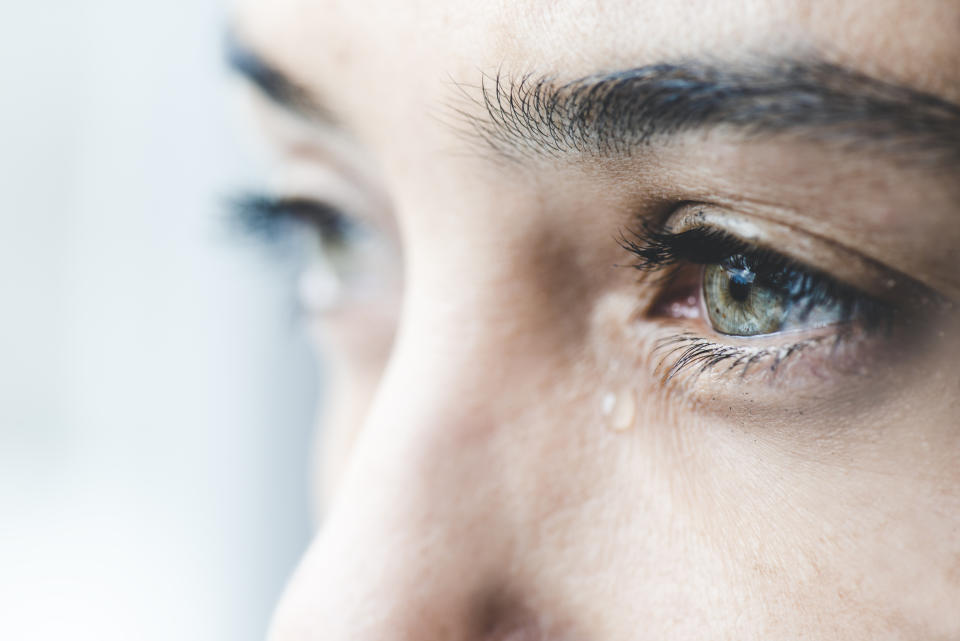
[233,0,960,638]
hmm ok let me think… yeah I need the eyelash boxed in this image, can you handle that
[618,219,897,380]
[229,192,354,247]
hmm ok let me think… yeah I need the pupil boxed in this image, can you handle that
[727,272,752,303]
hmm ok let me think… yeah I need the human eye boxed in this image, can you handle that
[700,251,860,337]
[230,191,395,314]
[619,205,946,382]
[233,193,362,268]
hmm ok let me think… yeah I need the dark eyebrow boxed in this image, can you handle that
[461,59,960,166]
[226,32,336,124]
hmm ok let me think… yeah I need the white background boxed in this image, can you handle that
[0,1,317,639]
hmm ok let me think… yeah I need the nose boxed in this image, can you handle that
[266,331,529,641]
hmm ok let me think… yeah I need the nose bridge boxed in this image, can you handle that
[270,323,515,640]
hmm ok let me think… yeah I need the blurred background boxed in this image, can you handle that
[0,1,318,639]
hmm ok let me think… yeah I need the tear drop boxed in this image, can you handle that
[604,390,636,433]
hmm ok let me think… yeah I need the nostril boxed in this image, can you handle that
[471,588,566,641]
[481,623,547,641]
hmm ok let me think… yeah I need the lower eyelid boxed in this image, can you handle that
[650,329,841,382]
[642,297,938,397]
[635,322,959,433]
[637,277,893,385]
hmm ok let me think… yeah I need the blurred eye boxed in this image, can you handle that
[230,192,390,312]
[232,194,359,258]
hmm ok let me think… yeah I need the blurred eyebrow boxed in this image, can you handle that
[462,59,960,166]
[226,33,336,124]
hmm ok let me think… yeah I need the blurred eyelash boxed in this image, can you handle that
[228,192,353,245]
[617,219,898,379]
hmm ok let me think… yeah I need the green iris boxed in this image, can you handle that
[703,259,789,336]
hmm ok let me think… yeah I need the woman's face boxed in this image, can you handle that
[231,0,960,638]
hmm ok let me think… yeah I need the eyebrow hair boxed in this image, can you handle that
[226,32,336,124]
[461,59,960,166]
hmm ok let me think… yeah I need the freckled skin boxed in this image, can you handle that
[234,1,960,639]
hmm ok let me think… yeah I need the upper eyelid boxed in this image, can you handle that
[619,221,755,270]
[623,222,922,314]
[653,204,944,305]
[620,223,871,307]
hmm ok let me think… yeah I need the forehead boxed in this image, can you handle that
[234,0,960,159]
[236,0,960,83]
